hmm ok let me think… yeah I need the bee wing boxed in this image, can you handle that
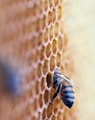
[56,72,80,89]
[54,68,80,89]
[62,74,80,89]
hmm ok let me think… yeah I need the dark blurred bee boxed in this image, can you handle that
[5,67,23,96]
[0,61,23,96]
[52,68,78,108]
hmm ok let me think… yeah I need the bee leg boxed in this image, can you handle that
[52,83,62,100]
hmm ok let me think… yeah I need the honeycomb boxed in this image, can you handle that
[0,0,78,120]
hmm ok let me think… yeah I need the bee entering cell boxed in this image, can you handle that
[52,68,76,108]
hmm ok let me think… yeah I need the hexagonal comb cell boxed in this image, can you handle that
[43,59,49,75]
[42,108,47,120]
[40,45,46,60]
[41,77,46,91]
[46,42,52,58]
[50,55,56,71]
[56,52,61,67]
[37,62,43,78]
[47,102,53,118]
[44,89,50,104]
[52,39,57,54]
[46,72,52,88]
[39,93,44,108]
[0,0,77,120]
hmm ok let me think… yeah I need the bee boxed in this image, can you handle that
[5,68,23,96]
[0,61,23,96]
[52,68,77,108]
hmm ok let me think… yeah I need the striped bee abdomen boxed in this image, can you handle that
[61,85,75,108]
